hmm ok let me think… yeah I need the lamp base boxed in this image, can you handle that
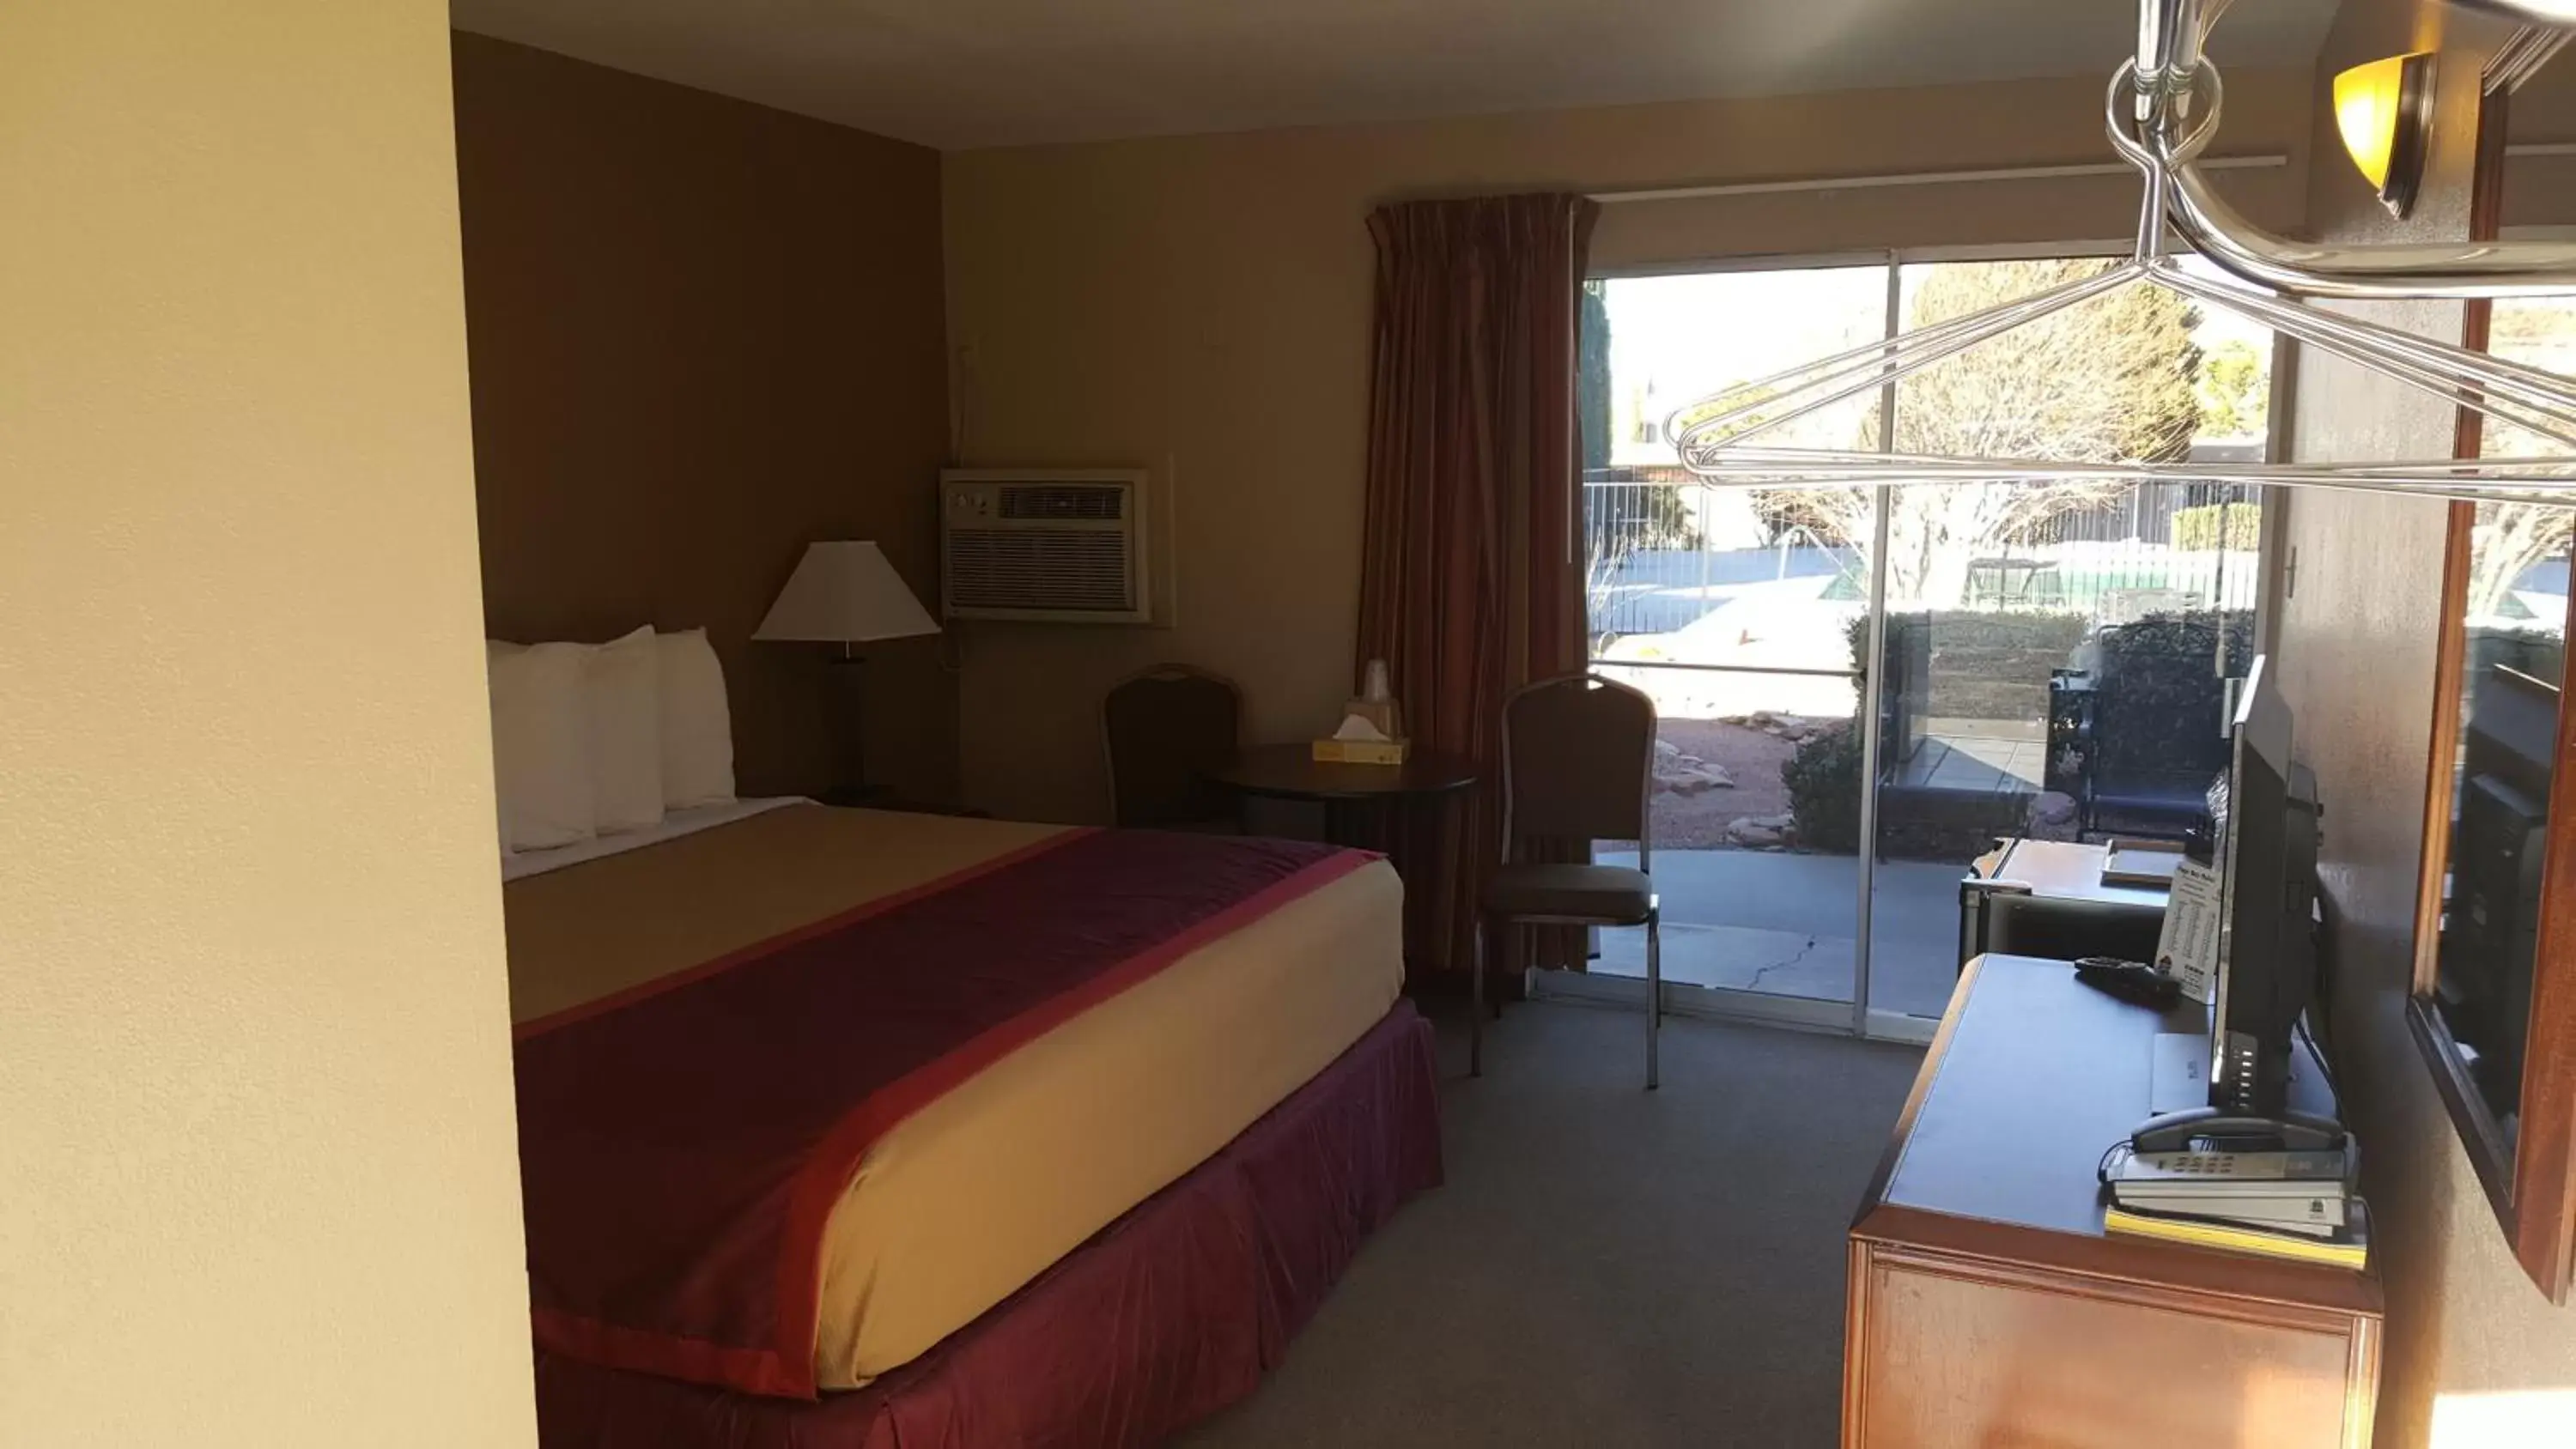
[824,653,870,796]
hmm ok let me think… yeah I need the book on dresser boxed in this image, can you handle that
[2104,1199,2371,1270]
[2098,1143,2357,1235]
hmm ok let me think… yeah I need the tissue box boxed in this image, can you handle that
[1312,737,1410,766]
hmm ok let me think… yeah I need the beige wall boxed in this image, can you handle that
[944,69,2315,822]
[0,5,535,1446]
[2274,5,2576,1448]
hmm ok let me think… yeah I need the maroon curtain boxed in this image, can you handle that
[1355,193,1599,990]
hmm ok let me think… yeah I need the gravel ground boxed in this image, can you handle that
[1649,718,1806,850]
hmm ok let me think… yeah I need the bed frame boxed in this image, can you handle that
[531,1002,1442,1448]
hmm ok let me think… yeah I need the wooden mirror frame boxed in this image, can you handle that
[2406,79,2576,1304]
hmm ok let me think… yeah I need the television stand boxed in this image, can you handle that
[1844,954,2379,1447]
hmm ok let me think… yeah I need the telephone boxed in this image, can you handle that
[2129,1105,2346,1154]
[2101,1107,2359,1234]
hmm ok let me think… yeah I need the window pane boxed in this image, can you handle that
[1870,255,2270,1018]
[1583,267,1885,1007]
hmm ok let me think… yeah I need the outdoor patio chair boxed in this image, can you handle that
[1102,664,1242,830]
[2046,613,2245,839]
[1476,671,1662,1088]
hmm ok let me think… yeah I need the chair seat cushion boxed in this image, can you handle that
[1482,863,1654,923]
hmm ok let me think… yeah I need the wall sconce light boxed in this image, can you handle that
[2333,52,2436,219]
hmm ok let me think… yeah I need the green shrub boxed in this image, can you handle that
[1783,722,1863,854]
[2171,503,2261,552]
[2092,610,2252,778]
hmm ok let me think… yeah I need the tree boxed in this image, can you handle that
[2467,503,2574,621]
[2197,338,2269,440]
[1895,260,2202,464]
[1578,281,1612,472]
[1576,282,1695,627]
[2464,298,2576,619]
[1759,258,2206,607]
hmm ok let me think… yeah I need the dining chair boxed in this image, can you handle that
[1102,664,1242,830]
[1475,672,1661,1087]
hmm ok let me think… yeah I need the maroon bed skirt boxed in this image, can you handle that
[532,1000,1443,1449]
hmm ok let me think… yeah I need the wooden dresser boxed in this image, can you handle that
[1844,954,2382,1449]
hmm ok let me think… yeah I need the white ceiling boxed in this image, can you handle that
[449,0,2342,151]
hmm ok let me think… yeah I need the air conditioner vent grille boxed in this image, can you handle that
[947,529,1133,613]
[941,470,1149,623]
[999,485,1125,521]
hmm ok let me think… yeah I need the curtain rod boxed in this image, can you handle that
[1588,153,2283,205]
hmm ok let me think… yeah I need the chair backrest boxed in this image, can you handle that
[1103,664,1242,828]
[1499,672,1657,862]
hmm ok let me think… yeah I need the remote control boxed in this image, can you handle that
[2072,955,2183,1007]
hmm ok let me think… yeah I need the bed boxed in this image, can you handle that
[505,802,1442,1446]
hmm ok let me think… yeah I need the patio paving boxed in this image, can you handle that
[1590,849,1967,1020]
[1888,733,2045,796]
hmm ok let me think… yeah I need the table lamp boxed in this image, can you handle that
[754,541,940,797]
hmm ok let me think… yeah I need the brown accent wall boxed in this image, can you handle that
[2275,5,2576,1446]
[452,33,953,803]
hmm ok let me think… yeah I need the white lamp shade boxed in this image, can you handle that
[752,542,941,644]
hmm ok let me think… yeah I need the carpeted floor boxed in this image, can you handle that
[1180,997,1925,1448]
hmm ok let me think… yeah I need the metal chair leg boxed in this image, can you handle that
[1644,912,1662,1090]
[1470,914,1485,1078]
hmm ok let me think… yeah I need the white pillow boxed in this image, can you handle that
[585,625,665,835]
[656,627,737,809]
[488,640,595,852]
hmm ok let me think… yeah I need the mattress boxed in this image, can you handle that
[501,803,1405,1390]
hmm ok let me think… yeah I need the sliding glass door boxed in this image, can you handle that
[1580,262,1884,1025]
[1576,248,2274,1041]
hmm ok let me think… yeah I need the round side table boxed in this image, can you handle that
[1205,743,1479,847]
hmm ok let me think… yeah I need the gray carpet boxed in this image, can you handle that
[1180,997,1924,1449]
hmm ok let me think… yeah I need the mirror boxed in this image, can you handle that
[2421,506,2565,1147]
[2409,46,2576,1303]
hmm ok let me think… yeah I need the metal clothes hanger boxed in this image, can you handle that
[1666,0,2576,508]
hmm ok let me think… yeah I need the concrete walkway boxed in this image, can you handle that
[1591,849,1964,1020]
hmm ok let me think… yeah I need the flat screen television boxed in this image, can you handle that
[2204,655,2324,1117]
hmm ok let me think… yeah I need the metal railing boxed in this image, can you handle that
[1583,472,1863,642]
[1583,472,2261,649]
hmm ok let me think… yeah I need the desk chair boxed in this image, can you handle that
[1476,672,1661,1087]
[1103,664,1241,830]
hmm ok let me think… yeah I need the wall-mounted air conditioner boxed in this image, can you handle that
[939,469,1151,623]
